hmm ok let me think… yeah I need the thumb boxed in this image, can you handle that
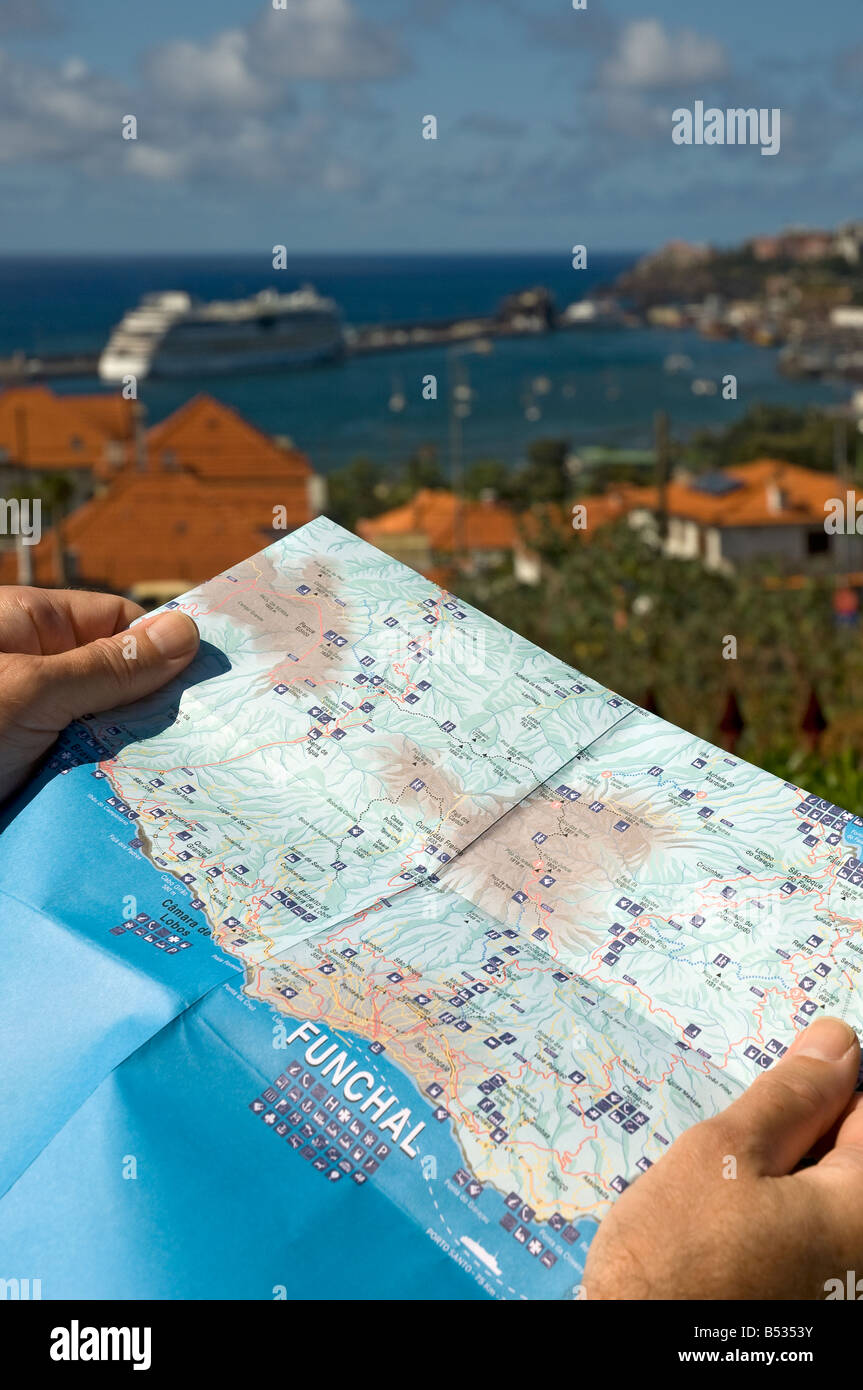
[37,609,200,727]
[719,1016,860,1177]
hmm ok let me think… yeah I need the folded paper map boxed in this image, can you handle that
[1,515,861,1300]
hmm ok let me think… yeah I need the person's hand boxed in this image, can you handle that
[583,1015,863,1299]
[0,586,199,805]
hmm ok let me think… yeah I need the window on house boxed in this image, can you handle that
[807,529,830,555]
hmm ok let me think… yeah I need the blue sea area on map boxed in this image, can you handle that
[0,978,477,1299]
[0,757,235,999]
[0,757,235,1197]
[843,821,863,850]
[0,750,594,1299]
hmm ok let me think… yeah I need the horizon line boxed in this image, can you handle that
[0,247,646,259]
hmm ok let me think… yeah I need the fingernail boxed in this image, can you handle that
[795,1017,859,1062]
[144,611,199,659]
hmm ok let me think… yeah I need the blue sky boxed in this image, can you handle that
[0,0,861,253]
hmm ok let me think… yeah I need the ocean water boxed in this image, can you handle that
[0,253,848,471]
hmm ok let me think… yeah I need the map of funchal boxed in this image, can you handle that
[1,515,862,1300]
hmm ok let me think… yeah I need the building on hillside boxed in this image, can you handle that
[834,223,863,266]
[749,229,835,263]
[0,473,311,602]
[357,488,517,584]
[545,460,862,577]
[0,384,142,495]
[146,394,324,505]
[830,306,863,332]
[0,384,143,586]
[0,394,324,600]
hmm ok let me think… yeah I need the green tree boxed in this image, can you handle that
[463,457,514,500]
[326,455,387,530]
[459,516,863,776]
[685,405,839,474]
[511,437,570,507]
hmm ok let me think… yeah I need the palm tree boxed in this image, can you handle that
[7,471,75,586]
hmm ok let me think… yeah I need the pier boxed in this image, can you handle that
[0,350,101,384]
[0,286,624,385]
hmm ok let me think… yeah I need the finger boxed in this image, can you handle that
[34,610,199,727]
[708,1017,860,1177]
[51,590,145,644]
[816,1092,863,1179]
[787,1093,863,1269]
[797,1081,863,1166]
[0,586,145,655]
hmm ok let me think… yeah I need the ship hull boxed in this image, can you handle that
[99,339,343,382]
[98,287,344,382]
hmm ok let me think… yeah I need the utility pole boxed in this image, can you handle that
[16,531,33,587]
[448,350,469,569]
[834,414,850,582]
[646,410,672,706]
[654,410,670,547]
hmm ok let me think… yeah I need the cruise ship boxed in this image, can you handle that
[97,285,344,380]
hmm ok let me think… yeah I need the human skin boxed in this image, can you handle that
[0,585,198,804]
[1,587,860,1301]
[583,1015,863,1299]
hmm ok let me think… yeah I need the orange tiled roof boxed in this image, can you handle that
[569,461,843,533]
[0,471,313,593]
[0,385,137,472]
[73,394,138,439]
[0,392,321,594]
[358,488,516,552]
[146,394,311,483]
[716,460,842,526]
[514,495,652,548]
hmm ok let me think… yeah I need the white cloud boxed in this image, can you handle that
[0,48,121,166]
[0,0,409,191]
[142,0,409,114]
[251,0,409,82]
[601,19,727,90]
[142,30,274,112]
[0,42,322,188]
[124,143,189,180]
[60,57,88,82]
